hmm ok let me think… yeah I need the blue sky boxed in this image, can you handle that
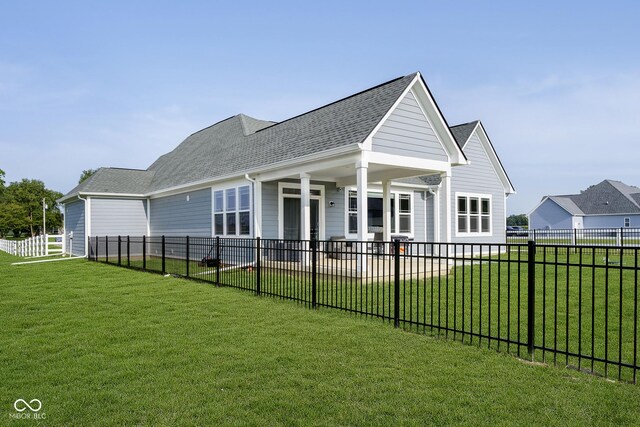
[1,1,638,215]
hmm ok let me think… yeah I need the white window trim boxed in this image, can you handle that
[278,182,325,240]
[455,192,493,237]
[344,187,414,240]
[212,184,252,237]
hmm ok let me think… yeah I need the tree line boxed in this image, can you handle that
[0,169,64,238]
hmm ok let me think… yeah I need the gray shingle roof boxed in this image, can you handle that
[548,196,583,215]
[449,121,479,147]
[145,73,417,192]
[547,180,640,215]
[62,167,155,200]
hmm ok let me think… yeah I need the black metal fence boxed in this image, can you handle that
[88,235,640,384]
[508,227,640,250]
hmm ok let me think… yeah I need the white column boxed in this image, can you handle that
[300,173,311,267]
[300,173,311,241]
[383,180,392,242]
[254,180,262,238]
[356,159,368,274]
[442,173,452,243]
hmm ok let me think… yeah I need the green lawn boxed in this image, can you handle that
[97,246,640,382]
[2,251,640,425]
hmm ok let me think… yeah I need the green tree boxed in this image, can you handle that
[1,179,63,237]
[507,214,528,227]
[79,169,97,184]
[0,168,5,199]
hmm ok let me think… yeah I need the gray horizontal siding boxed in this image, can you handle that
[261,182,278,239]
[413,190,427,242]
[64,200,85,256]
[372,91,448,161]
[451,132,506,243]
[150,188,212,237]
[584,214,640,229]
[91,198,148,237]
[322,181,344,238]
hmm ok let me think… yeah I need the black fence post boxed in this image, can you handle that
[394,239,400,328]
[106,235,109,263]
[95,236,99,261]
[256,237,261,296]
[311,238,317,309]
[527,240,536,359]
[142,235,146,271]
[162,235,166,275]
[621,227,624,247]
[216,236,220,286]
[127,236,130,267]
[186,236,190,278]
[117,235,122,266]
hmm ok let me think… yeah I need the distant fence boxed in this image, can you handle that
[89,235,640,384]
[0,234,64,257]
[508,228,640,249]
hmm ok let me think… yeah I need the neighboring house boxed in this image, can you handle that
[529,180,640,229]
[58,72,515,257]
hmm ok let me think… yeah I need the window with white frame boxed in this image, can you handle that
[347,190,411,235]
[457,194,491,234]
[214,185,251,236]
[214,190,224,235]
[624,217,630,228]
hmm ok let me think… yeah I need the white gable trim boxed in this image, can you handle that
[362,73,467,166]
[363,74,419,151]
[411,74,467,165]
[473,122,516,194]
[408,87,450,162]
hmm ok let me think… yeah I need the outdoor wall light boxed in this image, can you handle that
[329,201,335,207]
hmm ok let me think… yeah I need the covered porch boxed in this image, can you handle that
[251,150,453,273]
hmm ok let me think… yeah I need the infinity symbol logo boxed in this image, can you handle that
[14,399,42,412]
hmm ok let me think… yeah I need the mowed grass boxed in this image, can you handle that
[1,252,640,425]
[97,246,640,381]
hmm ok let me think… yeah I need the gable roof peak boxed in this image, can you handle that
[449,121,480,146]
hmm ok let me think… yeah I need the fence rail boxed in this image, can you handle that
[0,234,64,257]
[508,227,640,249]
[88,235,640,384]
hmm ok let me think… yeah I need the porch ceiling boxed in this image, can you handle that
[254,151,448,186]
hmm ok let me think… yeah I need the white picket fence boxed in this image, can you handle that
[0,234,65,257]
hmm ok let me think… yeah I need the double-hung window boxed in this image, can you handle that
[214,190,224,236]
[347,190,411,235]
[457,194,491,234]
[214,185,251,236]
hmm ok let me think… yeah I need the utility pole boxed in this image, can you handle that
[42,197,47,235]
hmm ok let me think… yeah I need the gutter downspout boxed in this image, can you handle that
[76,194,89,258]
[244,174,262,238]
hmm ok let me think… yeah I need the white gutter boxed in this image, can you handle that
[244,174,262,238]
[75,194,89,258]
